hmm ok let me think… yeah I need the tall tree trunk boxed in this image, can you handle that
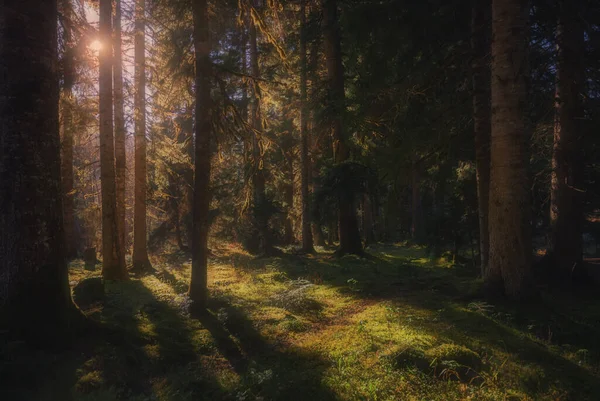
[363,194,374,246]
[249,5,274,255]
[472,0,491,277]
[0,0,82,340]
[309,31,326,247]
[284,153,295,245]
[550,0,585,277]
[189,0,212,311]
[323,0,362,256]
[114,0,127,262]
[99,0,127,280]
[61,0,77,259]
[300,0,315,253]
[133,0,151,271]
[488,0,531,299]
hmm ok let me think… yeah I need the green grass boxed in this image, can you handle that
[3,243,600,400]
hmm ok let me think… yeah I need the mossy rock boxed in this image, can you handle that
[73,277,104,308]
[392,347,430,371]
[424,344,482,382]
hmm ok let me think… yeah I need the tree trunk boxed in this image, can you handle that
[323,0,362,256]
[411,160,424,242]
[550,0,585,278]
[472,0,491,277]
[99,0,127,280]
[132,0,152,272]
[284,153,295,245]
[300,0,315,253]
[249,5,274,255]
[363,194,375,246]
[488,0,531,299]
[114,0,127,262]
[0,0,81,340]
[189,0,212,312]
[61,0,77,259]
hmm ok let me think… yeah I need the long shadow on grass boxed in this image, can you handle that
[83,280,225,400]
[196,297,337,400]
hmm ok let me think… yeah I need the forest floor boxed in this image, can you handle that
[3,243,600,401]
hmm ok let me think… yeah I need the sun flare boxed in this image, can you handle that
[89,39,102,52]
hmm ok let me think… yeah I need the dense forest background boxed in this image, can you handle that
[2,0,600,400]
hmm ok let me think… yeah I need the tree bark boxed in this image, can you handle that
[132,0,152,272]
[0,0,81,340]
[60,0,77,259]
[284,152,295,245]
[300,0,315,253]
[189,0,212,311]
[550,0,585,277]
[99,0,127,280]
[488,0,532,299]
[249,4,274,255]
[472,0,491,277]
[323,0,362,256]
[114,0,127,262]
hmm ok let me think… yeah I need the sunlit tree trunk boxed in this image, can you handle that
[300,0,315,253]
[114,0,127,262]
[189,0,212,311]
[550,0,585,277]
[488,0,531,299]
[472,0,491,276]
[99,0,127,280]
[60,0,77,259]
[249,4,274,255]
[323,0,362,256]
[0,0,82,340]
[132,0,152,271]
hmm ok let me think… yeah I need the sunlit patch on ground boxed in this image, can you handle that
[4,243,600,400]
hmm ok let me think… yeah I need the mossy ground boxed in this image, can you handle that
[3,243,600,400]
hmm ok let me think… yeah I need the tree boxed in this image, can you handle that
[487,0,532,298]
[99,0,127,280]
[471,0,491,276]
[248,1,275,255]
[322,0,363,256]
[0,0,82,340]
[189,0,212,311]
[300,0,315,253]
[60,0,77,259]
[550,0,585,277]
[114,0,127,263]
[133,0,152,271]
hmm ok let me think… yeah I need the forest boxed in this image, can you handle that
[1,0,600,399]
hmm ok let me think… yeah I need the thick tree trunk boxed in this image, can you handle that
[114,0,127,261]
[132,0,152,272]
[362,194,375,246]
[61,0,77,259]
[249,7,274,255]
[0,0,81,340]
[472,0,491,277]
[488,0,531,299]
[189,0,212,311]
[99,0,127,280]
[300,0,315,253]
[309,36,326,247]
[323,0,362,256]
[550,0,585,278]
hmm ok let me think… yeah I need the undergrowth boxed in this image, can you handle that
[2,243,600,400]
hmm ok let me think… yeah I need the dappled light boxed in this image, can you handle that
[2,0,600,400]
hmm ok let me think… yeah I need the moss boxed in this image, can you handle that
[424,344,482,382]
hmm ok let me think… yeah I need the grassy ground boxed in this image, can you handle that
[3,243,600,401]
